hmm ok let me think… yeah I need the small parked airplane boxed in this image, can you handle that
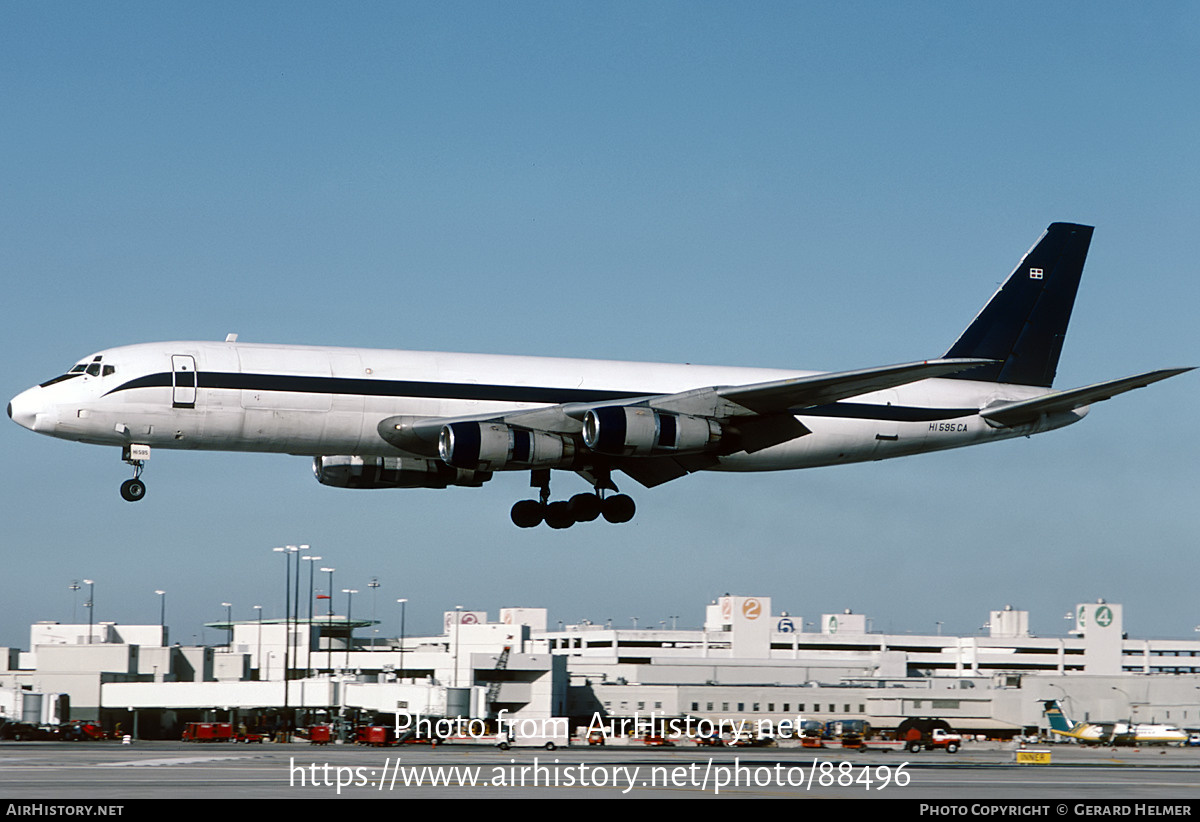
[8,223,1190,527]
[1041,699,1189,746]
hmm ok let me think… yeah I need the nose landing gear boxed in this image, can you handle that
[510,469,636,529]
[120,444,150,502]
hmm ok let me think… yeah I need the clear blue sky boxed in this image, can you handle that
[2,3,1197,648]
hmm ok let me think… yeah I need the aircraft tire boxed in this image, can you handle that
[567,493,602,522]
[544,501,575,529]
[510,500,544,528]
[120,478,146,502]
[601,494,635,524]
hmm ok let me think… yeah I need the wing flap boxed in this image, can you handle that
[712,358,996,416]
[616,454,718,488]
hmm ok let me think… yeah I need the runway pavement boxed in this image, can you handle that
[1,740,1198,800]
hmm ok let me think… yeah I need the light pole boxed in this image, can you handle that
[254,605,263,678]
[273,546,298,717]
[342,589,358,668]
[453,605,463,687]
[302,553,322,676]
[69,580,80,623]
[155,590,166,633]
[368,577,380,650]
[292,546,306,685]
[396,599,408,680]
[222,602,233,648]
[83,580,95,643]
[1111,686,1140,725]
[321,567,335,673]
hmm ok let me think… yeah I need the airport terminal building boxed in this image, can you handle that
[2,595,1199,739]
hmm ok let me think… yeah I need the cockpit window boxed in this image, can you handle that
[40,372,82,387]
[39,358,105,387]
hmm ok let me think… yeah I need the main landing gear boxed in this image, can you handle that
[120,444,150,502]
[510,469,636,529]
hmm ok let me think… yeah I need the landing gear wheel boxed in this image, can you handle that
[544,501,575,529]
[120,478,146,502]
[567,493,602,523]
[511,500,545,528]
[601,493,635,524]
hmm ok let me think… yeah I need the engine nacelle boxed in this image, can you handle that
[438,422,576,471]
[313,455,491,489]
[582,407,722,457]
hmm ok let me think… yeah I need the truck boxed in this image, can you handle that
[497,725,569,751]
[894,718,963,753]
[840,731,906,753]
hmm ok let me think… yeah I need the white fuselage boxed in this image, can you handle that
[1057,723,1190,746]
[8,340,1083,473]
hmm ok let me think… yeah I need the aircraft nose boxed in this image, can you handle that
[8,387,43,431]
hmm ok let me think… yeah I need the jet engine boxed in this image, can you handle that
[582,406,722,457]
[313,455,491,489]
[438,422,576,471]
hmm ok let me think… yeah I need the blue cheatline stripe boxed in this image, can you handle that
[106,371,977,422]
[106,371,646,405]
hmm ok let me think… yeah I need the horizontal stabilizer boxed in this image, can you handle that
[980,368,1193,427]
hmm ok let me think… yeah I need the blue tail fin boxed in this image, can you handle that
[944,222,1093,387]
[1041,699,1075,733]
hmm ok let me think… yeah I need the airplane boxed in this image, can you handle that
[1040,699,1189,746]
[7,222,1192,528]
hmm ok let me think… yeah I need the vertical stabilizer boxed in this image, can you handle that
[1041,699,1076,733]
[944,223,1093,387]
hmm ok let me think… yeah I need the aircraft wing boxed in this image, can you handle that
[376,358,996,482]
[980,368,1193,428]
[709,358,996,415]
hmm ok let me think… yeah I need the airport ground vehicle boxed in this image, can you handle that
[497,733,565,751]
[357,725,392,747]
[641,733,676,747]
[182,722,233,742]
[902,727,962,753]
[730,730,774,748]
[842,733,905,752]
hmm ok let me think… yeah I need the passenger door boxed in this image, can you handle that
[171,355,198,408]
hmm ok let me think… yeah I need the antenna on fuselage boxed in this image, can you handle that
[225,333,238,342]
